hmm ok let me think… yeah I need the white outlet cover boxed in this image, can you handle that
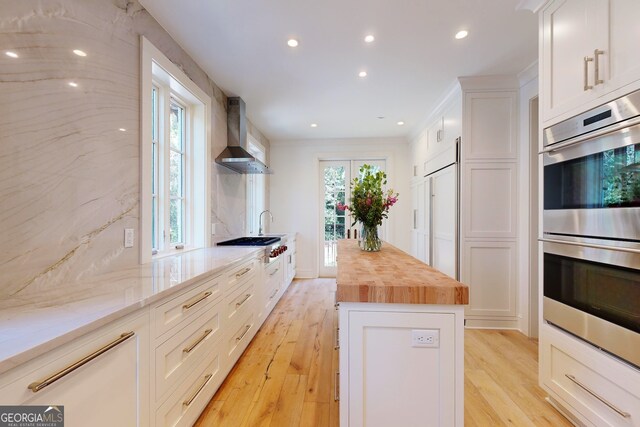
[411,329,439,348]
[124,228,134,248]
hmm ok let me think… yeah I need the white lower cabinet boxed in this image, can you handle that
[339,303,464,427]
[540,323,640,426]
[0,311,150,427]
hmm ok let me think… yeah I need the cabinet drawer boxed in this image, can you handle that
[155,302,223,402]
[225,279,255,324]
[156,344,223,427]
[542,326,640,426]
[225,258,258,293]
[153,275,222,339]
[226,312,256,364]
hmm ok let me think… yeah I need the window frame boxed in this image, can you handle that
[246,137,267,235]
[141,36,211,263]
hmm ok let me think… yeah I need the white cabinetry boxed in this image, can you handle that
[0,311,150,427]
[541,0,640,125]
[540,323,640,426]
[338,303,464,427]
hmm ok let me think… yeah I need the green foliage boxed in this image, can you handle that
[343,164,398,227]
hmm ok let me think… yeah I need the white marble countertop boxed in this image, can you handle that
[0,245,264,375]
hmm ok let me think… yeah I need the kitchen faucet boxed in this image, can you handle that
[258,210,273,236]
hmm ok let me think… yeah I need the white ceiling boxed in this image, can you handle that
[139,0,538,141]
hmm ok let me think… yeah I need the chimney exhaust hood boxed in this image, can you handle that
[215,97,272,174]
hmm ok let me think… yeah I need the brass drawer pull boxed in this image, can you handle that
[28,331,135,393]
[334,371,340,401]
[183,329,213,354]
[334,327,340,350]
[235,294,251,308]
[235,267,251,279]
[584,56,594,91]
[236,325,251,342]
[269,288,279,300]
[565,374,631,418]
[183,291,212,310]
[594,49,605,85]
[269,268,279,277]
[183,373,213,407]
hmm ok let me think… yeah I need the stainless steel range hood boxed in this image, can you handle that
[215,97,272,174]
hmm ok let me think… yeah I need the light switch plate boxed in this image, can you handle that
[124,228,134,248]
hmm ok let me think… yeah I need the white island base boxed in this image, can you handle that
[338,302,465,427]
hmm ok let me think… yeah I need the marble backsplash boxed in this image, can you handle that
[0,0,263,298]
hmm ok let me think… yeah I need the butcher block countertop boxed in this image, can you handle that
[336,239,469,305]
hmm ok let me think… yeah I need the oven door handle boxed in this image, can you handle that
[540,116,640,154]
[540,238,640,254]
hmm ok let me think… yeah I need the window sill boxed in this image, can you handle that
[152,245,201,260]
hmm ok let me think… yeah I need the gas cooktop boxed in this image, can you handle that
[216,236,281,246]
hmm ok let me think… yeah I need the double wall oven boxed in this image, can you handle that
[542,89,640,368]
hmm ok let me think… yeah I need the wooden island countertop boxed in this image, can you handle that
[336,239,469,305]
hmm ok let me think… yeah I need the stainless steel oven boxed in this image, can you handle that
[543,239,640,368]
[543,89,640,243]
[542,89,640,369]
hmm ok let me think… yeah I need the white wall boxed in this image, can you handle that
[269,138,411,278]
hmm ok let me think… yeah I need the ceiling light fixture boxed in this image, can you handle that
[287,39,299,48]
[5,51,18,58]
[364,35,375,43]
[358,71,367,78]
[119,128,127,132]
[68,82,78,88]
[455,30,468,40]
[397,121,405,126]
[310,123,318,128]
[73,49,87,57]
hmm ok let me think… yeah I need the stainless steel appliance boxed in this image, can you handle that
[542,89,640,368]
[542,89,640,242]
[217,236,287,264]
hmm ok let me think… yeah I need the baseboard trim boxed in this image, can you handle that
[464,318,521,330]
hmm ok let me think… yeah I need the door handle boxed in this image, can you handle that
[594,49,604,85]
[584,56,594,91]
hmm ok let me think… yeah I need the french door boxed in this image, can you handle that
[319,159,386,277]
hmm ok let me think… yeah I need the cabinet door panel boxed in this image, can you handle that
[347,311,455,427]
[541,0,607,122]
[431,165,457,278]
[608,0,640,93]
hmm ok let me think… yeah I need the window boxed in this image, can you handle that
[246,138,267,235]
[141,37,211,262]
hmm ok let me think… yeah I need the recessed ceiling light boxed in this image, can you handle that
[287,39,299,48]
[377,116,385,120]
[358,71,367,78]
[364,35,375,43]
[68,82,78,88]
[397,121,405,126]
[455,30,468,40]
[5,51,18,58]
[310,123,318,128]
[119,128,127,132]
[73,49,87,57]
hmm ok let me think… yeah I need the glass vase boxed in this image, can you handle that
[359,223,382,252]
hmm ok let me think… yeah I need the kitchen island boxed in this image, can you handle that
[336,239,468,427]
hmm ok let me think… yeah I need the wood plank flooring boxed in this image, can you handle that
[195,278,572,427]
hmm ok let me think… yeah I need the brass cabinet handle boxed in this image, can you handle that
[269,268,279,277]
[235,293,251,308]
[28,331,135,393]
[334,371,340,401]
[183,373,213,407]
[236,324,251,342]
[334,327,340,350]
[269,288,279,300]
[565,374,631,418]
[183,291,212,310]
[235,267,251,279]
[584,56,594,91]
[594,49,605,85]
[183,329,213,354]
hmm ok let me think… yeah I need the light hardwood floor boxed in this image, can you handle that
[195,278,572,427]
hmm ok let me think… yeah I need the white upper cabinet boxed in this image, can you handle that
[541,0,640,125]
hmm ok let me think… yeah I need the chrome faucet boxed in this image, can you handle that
[258,210,273,236]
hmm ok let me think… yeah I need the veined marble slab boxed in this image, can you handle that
[0,246,262,375]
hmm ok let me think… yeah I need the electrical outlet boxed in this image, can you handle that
[411,329,439,348]
[124,228,134,248]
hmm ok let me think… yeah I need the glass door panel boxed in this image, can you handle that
[321,161,350,276]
